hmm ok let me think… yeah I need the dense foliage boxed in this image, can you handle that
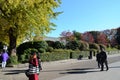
[0,0,61,55]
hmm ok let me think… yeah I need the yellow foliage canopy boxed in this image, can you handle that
[0,0,61,46]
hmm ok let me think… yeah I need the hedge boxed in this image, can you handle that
[40,50,89,62]
[19,49,90,62]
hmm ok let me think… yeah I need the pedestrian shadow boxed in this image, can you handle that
[109,66,120,69]
[41,67,100,74]
[2,69,26,75]
[41,69,68,72]
[60,68,100,74]
[60,66,120,74]
[41,68,95,73]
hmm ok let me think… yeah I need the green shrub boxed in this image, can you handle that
[18,48,91,62]
[33,41,48,50]
[17,41,48,54]
[40,49,71,61]
[72,50,89,59]
[46,47,54,52]
[8,55,18,65]
[54,41,65,49]
[38,48,45,53]
[89,43,99,50]
[66,40,79,50]
[40,49,89,62]
[41,50,70,61]
[46,40,55,48]
[79,41,89,50]
[19,48,38,62]
[17,41,48,62]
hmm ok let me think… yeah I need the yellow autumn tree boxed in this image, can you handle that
[0,0,61,55]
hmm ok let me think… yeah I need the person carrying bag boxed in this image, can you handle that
[25,52,40,80]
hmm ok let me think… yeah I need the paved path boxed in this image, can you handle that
[53,61,120,80]
[0,54,120,80]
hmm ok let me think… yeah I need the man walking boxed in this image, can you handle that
[99,48,109,71]
[96,51,101,68]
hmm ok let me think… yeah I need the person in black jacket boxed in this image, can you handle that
[96,51,101,68]
[99,48,109,71]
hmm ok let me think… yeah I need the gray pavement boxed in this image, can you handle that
[0,54,120,80]
[52,61,120,80]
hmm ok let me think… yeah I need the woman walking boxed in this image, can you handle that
[1,49,9,69]
[27,52,39,80]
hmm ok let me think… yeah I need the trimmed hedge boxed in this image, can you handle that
[41,49,71,61]
[19,48,90,62]
[41,52,70,61]
[72,51,89,59]
[40,49,89,62]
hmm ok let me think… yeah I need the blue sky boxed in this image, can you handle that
[47,0,120,37]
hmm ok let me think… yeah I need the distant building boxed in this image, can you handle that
[43,37,60,42]
[22,36,67,45]
[44,37,67,45]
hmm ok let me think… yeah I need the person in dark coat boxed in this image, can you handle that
[99,48,109,71]
[96,51,101,68]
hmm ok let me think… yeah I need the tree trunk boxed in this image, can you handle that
[9,27,17,56]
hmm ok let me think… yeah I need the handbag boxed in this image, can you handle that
[25,70,30,77]
[25,64,40,77]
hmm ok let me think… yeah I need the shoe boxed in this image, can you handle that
[100,69,103,71]
[106,68,109,71]
[98,66,100,68]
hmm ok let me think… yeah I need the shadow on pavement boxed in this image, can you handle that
[109,66,120,69]
[60,66,120,74]
[41,67,100,74]
[2,65,120,75]
[41,69,68,72]
[41,68,96,72]
[2,69,26,75]
[60,68,100,74]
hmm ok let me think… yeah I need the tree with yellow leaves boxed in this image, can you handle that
[0,0,61,55]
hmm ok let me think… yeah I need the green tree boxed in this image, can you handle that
[66,40,79,50]
[89,43,99,50]
[0,0,61,55]
[79,40,89,50]
[73,30,82,40]
[54,41,64,49]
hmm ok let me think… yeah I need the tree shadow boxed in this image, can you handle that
[3,69,26,75]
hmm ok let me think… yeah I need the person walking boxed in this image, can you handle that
[99,48,109,71]
[96,50,101,68]
[37,52,42,71]
[1,49,9,69]
[27,52,39,80]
